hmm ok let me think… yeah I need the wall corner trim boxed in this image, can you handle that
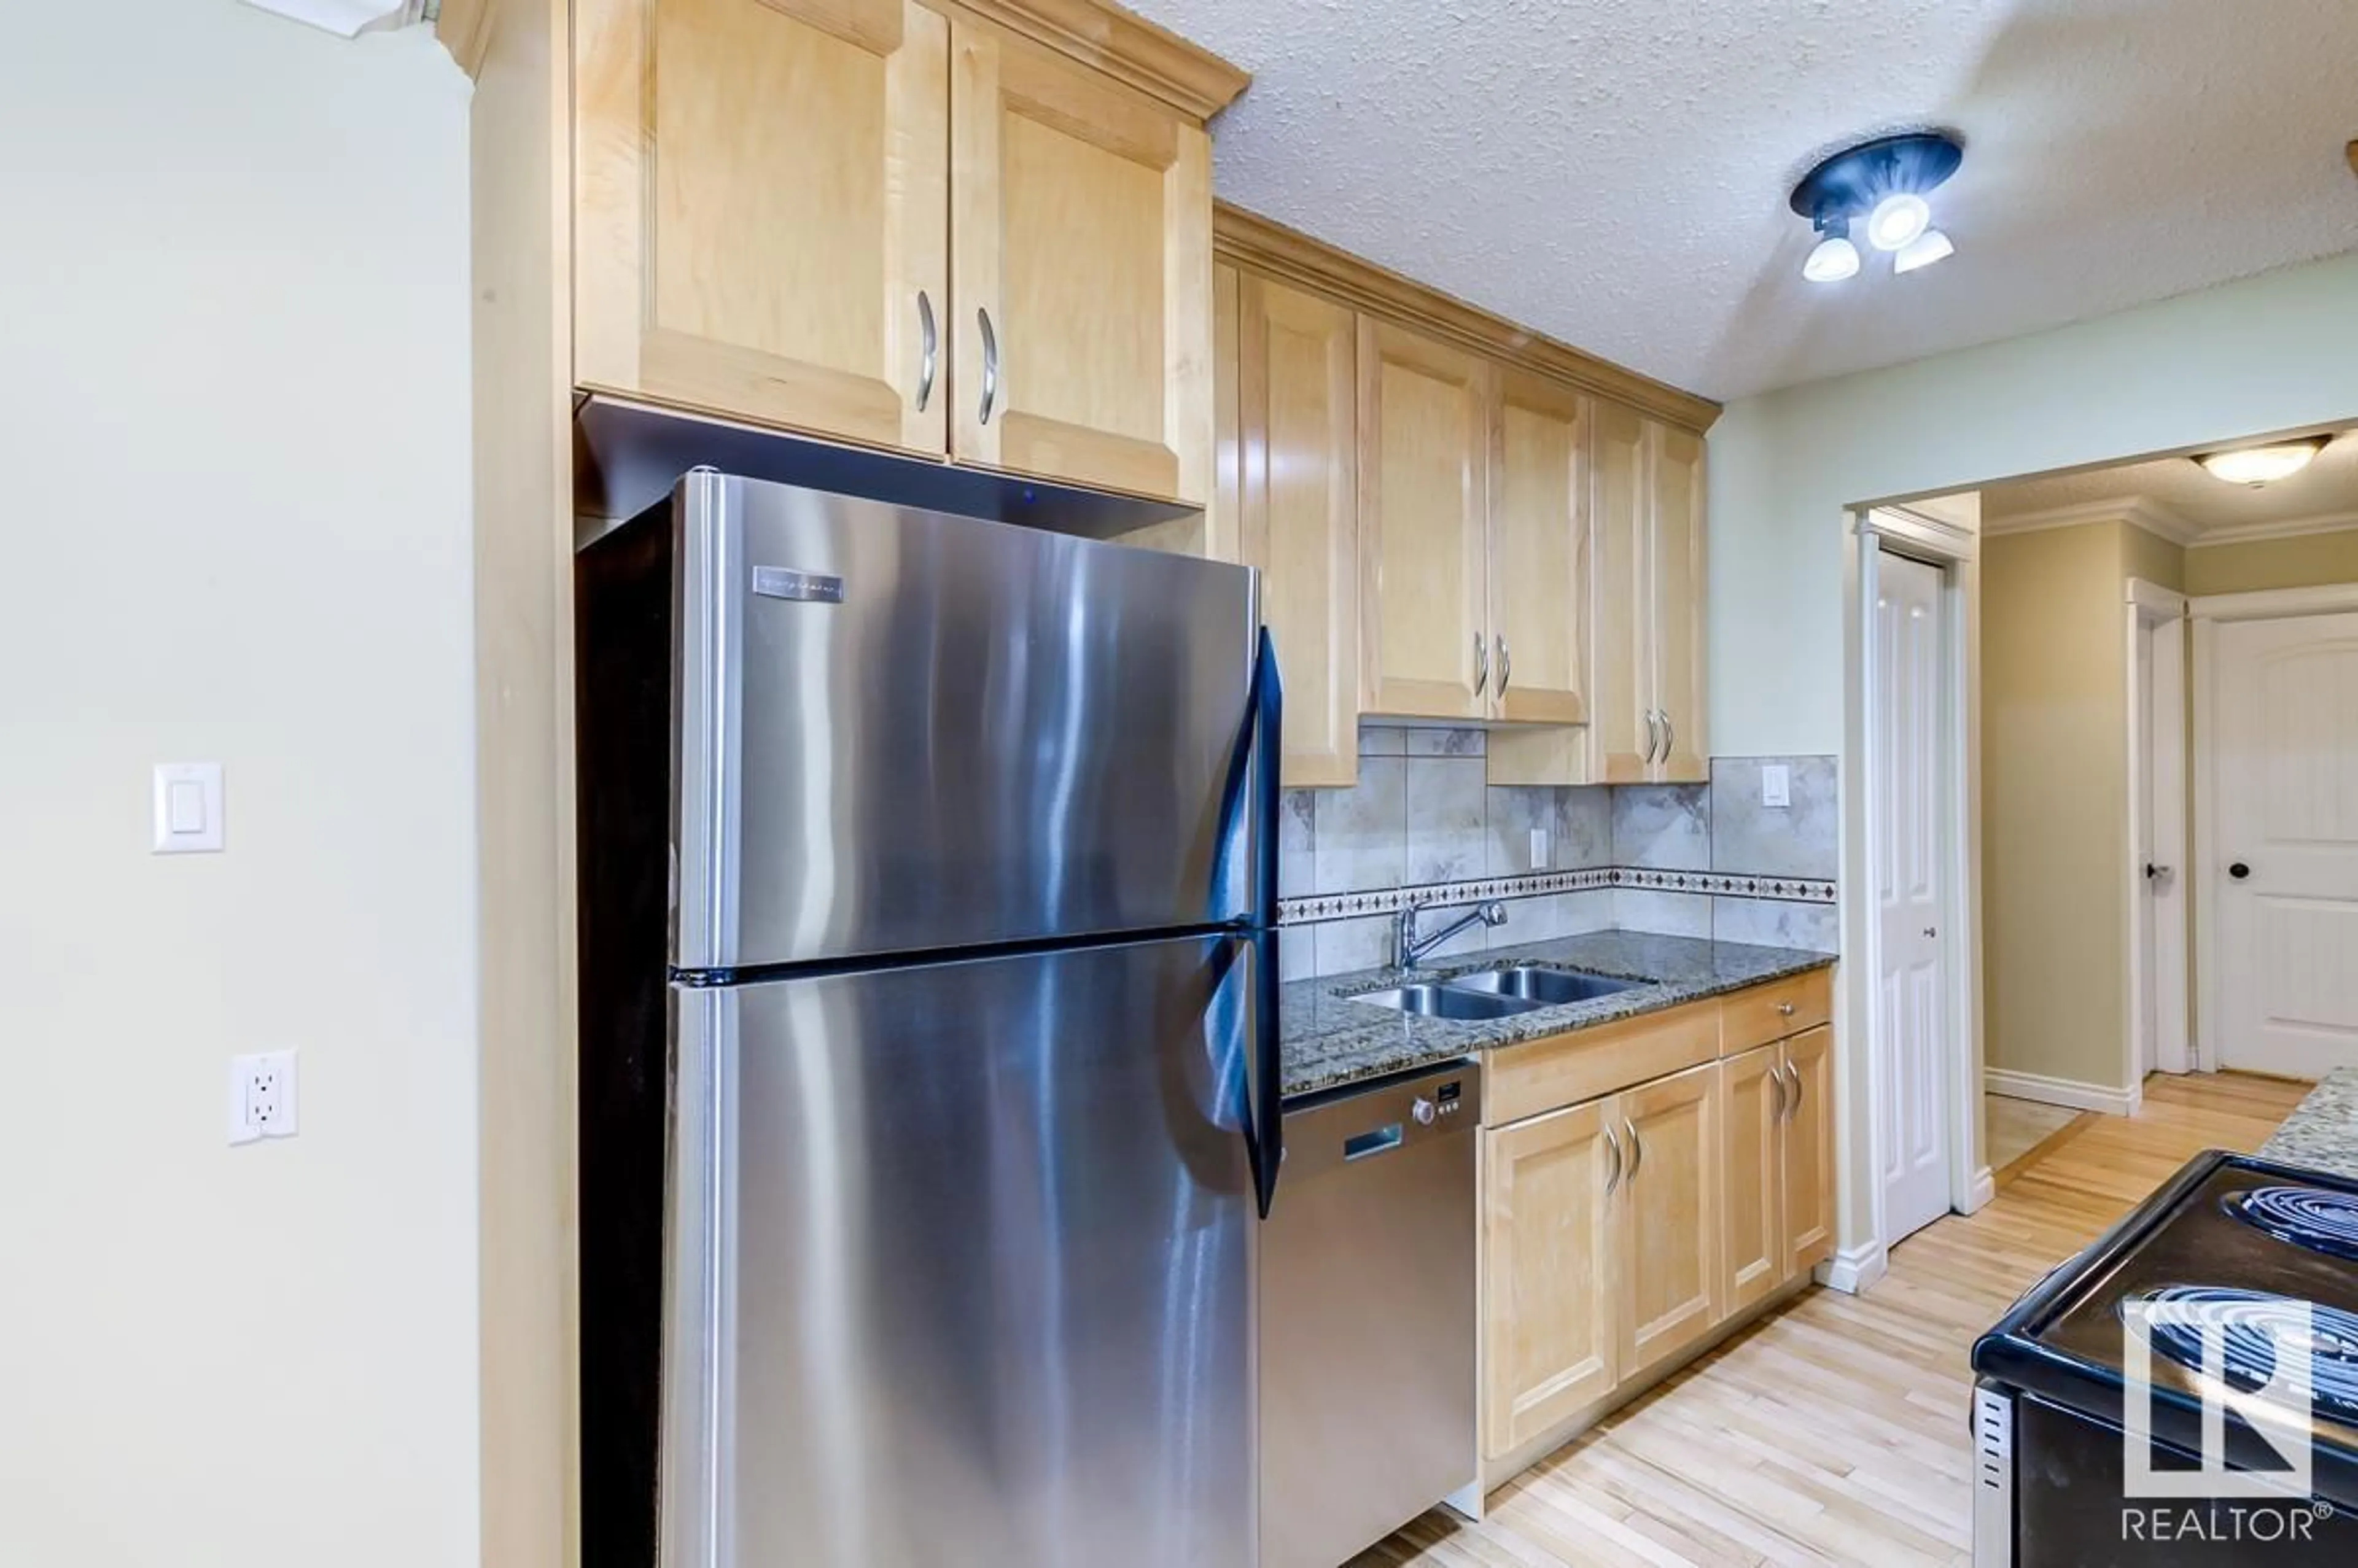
[1819,1241,1889,1297]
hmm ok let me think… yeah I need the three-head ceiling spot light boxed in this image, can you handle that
[1791,131,1964,284]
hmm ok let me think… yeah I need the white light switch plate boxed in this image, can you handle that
[1762,764,1792,810]
[153,763,224,853]
[229,1050,299,1145]
[1529,828,1551,869]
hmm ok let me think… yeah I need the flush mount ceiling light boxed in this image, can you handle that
[2196,439,2327,487]
[1790,131,1964,284]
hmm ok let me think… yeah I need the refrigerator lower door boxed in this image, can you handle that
[672,470,1261,972]
[662,933,1261,1568]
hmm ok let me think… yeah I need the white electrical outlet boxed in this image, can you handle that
[1529,827,1552,869]
[1762,764,1792,810]
[229,1050,300,1146]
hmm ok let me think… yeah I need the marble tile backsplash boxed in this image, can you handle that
[1279,729,1839,976]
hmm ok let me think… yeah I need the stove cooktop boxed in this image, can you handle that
[1973,1151,2358,1479]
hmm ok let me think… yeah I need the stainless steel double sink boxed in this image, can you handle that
[1348,964,1642,1020]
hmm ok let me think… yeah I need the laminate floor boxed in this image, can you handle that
[1353,1071,2312,1568]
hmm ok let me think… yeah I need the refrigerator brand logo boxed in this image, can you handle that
[2120,1298,2316,1501]
[752,567,844,604]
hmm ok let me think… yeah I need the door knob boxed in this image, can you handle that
[2230,863,2252,881]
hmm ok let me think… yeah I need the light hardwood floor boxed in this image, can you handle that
[1984,1093,2084,1179]
[1355,1071,2311,1568]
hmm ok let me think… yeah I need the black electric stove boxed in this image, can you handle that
[1972,1151,2358,1565]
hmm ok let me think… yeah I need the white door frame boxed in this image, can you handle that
[2191,580,2358,1071]
[2124,580,2190,1081]
[1838,506,1987,1294]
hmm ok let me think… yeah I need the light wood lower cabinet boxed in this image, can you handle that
[1614,1064,1722,1379]
[1719,1043,1786,1314]
[1482,1100,1619,1457]
[1480,977,1835,1472]
[1783,1026,1835,1277]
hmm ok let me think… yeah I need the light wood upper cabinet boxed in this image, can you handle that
[951,21,1213,503]
[1239,274,1360,787]
[1587,403,1653,782]
[1783,1026,1835,1278]
[1651,425,1709,781]
[1582,404,1710,783]
[1358,322,1490,720]
[576,0,952,456]
[1482,1099,1619,1460]
[1614,1063,1722,1380]
[1487,371,1590,726]
[1719,1044,1785,1315]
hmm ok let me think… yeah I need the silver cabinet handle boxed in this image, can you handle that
[1496,634,1512,697]
[1473,631,1488,697]
[1785,1063,1804,1119]
[1782,1065,1799,1121]
[914,290,938,412]
[1768,1064,1787,1122]
[1603,1123,1624,1197]
[976,306,1000,426]
[1776,1001,1796,1018]
[1643,710,1663,764]
[1623,1117,1643,1181]
[1660,711,1676,764]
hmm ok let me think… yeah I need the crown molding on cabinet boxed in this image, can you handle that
[943,0,1250,121]
[1212,201,1721,435]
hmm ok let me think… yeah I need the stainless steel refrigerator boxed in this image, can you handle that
[577,470,1282,1568]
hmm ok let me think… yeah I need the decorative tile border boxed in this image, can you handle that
[1276,866,1838,927]
[1610,867,1839,904]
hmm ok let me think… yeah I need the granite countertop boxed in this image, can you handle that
[1280,930,1839,1098]
[2259,1068,2358,1180]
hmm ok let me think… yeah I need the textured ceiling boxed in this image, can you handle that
[1127,0,2358,400]
[1983,426,2358,538]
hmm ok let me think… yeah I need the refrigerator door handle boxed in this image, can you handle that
[1246,627,1285,1217]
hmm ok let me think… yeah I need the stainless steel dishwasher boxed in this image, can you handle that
[1263,1058,1482,1568]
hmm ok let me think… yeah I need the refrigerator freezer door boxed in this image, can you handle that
[661,934,1261,1568]
[673,472,1260,971]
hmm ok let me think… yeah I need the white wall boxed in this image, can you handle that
[0,6,478,1564]
[1707,251,2358,1269]
[1709,250,2358,756]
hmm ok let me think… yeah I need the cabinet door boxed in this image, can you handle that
[950,22,1212,505]
[1587,403,1653,782]
[1719,1045,1786,1315]
[1782,1027,1837,1278]
[1358,322,1489,719]
[1487,371,1589,726]
[1649,423,1709,782]
[1614,1063,1722,1380]
[1482,1100,1619,1459]
[575,0,949,454]
[1240,274,1360,788]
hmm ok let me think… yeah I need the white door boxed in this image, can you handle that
[2215,612,2358,1079]
[2133,607,2190,1075]
[1873,551,1951,1241]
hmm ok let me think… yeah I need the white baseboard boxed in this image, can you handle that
[1964,1166,1995,1213]
[1819,1240,1888,1295]
[1985,1068,2139,1116]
